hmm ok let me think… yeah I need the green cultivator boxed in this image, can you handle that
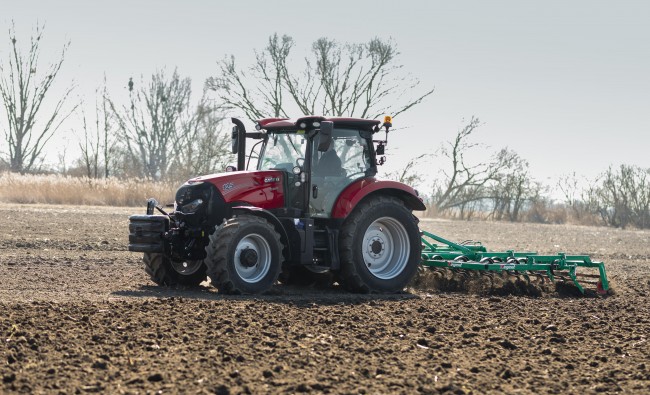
[420,231,610,295]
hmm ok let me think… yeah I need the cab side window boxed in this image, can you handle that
[335,135,370,179]
[310,128,372,217]
[312,129,371,180]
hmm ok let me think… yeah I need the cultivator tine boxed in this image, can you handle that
[554,271,570,283]
[430,267,443,276]
[530,272,547,284]
[568,269,585,294]
[419,231,611,296]
[482,271,495,291]
[505,270,518,279]
[480,271,493,280]
[456,269,471,282]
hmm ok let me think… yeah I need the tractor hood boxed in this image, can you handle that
[187,170,285,209]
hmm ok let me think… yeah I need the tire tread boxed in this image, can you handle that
[339,195,419,293]
[205,215,283,294]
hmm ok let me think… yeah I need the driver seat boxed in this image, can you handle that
[315,149,346,177]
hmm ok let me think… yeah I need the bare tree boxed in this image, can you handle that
[76,79,116,178]
[557,172,602,222]
[593,165,650,228]
[431,117,518,213]
[167,95,233,181]
[557,172,582,220]
[384,154,428,187]
[489,153,537,221]
[207,34,434,120]
[110,69,191,181]
[0,22,76,173]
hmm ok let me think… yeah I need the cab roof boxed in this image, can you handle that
[256,116,381,132]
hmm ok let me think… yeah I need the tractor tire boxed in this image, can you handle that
[339,196,421,293]
[143,252,207,287]
[205,215,283,294]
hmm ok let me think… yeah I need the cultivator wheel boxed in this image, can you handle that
[419,231,611,296]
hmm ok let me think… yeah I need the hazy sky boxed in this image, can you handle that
[3,0,649,187]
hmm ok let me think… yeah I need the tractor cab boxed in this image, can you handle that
[232,116,382,218]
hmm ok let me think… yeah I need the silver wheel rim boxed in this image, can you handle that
[170,259,203,275]
[362,217,410,280]
[235,233,272,283]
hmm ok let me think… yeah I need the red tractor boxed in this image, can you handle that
[129,116,425,294]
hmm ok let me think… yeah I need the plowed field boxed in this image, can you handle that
[1,204,648,394]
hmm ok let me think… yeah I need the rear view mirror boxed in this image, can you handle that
[318,121,333,152]
[376,143,385,155]
[231,126,239,154]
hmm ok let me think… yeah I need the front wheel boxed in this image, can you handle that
[143,253,207,287]
[339,196,421,293]
[205,215,283,294]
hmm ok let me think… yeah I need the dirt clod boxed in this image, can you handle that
[2,374,16,383]
[147,373,164,382]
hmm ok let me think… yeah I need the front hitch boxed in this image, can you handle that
[128,215,170,253]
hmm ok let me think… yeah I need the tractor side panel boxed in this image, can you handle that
[199,171,285,210]
[331,178,425,218]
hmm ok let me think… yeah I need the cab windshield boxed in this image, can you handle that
[258,132,307,172]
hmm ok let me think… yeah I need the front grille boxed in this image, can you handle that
[174,182,226,227]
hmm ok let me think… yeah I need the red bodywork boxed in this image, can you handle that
[331,177,425,219]
[190,171,285,210]
[190,172,424,219]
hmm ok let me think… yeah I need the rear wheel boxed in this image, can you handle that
[205,215,283,294]
[339,196,421,293]
[143,253,207,287]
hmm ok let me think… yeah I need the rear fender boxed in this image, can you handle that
[232,206,291,261]
[331,178,425,219]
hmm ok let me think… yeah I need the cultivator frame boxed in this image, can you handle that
[420,231,610,295]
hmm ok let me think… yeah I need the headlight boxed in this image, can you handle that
[181,199,204,213]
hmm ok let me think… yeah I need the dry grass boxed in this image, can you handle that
[0,173,178,207]
[0,173,621,230]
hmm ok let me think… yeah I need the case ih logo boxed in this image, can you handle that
[264,177,280,183]
[222,182,235,192]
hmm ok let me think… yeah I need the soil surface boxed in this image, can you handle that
[1,204,649,394]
